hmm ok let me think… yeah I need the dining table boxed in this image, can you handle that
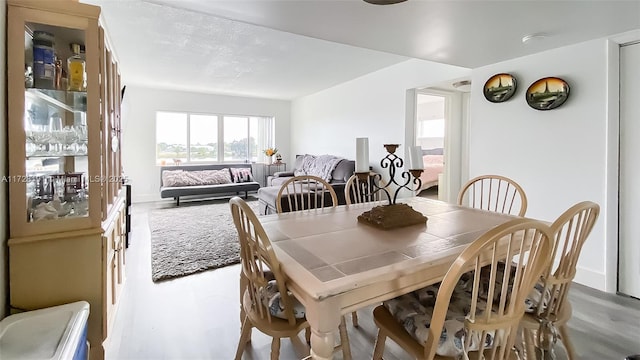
[257,196,522,360]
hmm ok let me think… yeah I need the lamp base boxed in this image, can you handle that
[357,203,427,230]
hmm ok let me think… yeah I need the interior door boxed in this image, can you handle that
[619,41,640,299]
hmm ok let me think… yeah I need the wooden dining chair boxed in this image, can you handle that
[275,175,358,332]
[372,218,553,360]
[230,197,352,360]
[344,173,390,205]
[342,173,391,328]
[276,175,338,213]
[457,175,528,217]
[520,201,600,360]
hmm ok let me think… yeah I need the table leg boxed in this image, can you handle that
[305,301,341,360]
[310,329,336,360]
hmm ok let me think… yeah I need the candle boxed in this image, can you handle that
[356,138,369,173]
[409,146,423,170]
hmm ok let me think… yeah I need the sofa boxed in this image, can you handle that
[160,164,260,206]
[258,154,355,215]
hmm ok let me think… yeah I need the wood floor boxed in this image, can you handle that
[104,198,640,360]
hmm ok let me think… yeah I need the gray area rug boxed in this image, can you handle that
[149,198,260,282]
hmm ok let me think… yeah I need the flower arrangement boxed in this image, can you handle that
[263,147,278,157]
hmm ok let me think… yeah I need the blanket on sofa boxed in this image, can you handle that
[294,154,344,181]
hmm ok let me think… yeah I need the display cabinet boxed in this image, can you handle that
[6,1,124,359]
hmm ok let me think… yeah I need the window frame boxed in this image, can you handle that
[155,111,274,165]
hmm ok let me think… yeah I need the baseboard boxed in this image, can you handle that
[573,266,606,292]
[132,193,162,203]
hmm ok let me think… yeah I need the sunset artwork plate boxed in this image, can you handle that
[483,73,517,103]
[526,77,570,110]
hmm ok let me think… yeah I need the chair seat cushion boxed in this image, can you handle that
[524,281,552,314]
[260,280,306,320]
[383,282,495,358]
[457,262,551,314]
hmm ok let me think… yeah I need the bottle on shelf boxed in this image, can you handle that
[67,43,86,92]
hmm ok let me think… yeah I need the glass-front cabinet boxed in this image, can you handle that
[7,2,124,360]
[8,1,103,237]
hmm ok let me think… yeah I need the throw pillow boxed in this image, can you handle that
[230,167,254,183]
[162,170,184,187]
[197,169,232,185]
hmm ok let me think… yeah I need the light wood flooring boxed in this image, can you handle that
[104,198,640,360]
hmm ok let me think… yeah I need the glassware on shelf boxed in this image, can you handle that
[48,112,62,155]
[75,125,88,155]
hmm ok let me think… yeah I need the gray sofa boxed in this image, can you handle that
[258,155,355,215]
[160,164,260,206]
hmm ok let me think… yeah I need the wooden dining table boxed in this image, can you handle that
[257,197,521,360]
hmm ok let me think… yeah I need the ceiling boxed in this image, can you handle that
[85,0,640,100]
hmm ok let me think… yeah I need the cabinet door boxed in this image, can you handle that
[98,26,123,220]
[7,1,102,237]
[104,203,126,334]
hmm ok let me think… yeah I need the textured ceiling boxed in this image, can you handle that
[86,0,640,100]
[89,0,409,100]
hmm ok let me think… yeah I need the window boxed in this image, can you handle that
[190,115,218,162]
[155,112,274,165]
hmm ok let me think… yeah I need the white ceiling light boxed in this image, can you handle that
[452,80,471,92]
[363,0,408,4]
[522,33,548,44]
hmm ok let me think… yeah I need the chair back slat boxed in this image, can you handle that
[276,175,338,213]
[422,218,553,359]
[458,175,528,217]
[344,173,390,205]
[230,197,298,326]
[535,201,600,320]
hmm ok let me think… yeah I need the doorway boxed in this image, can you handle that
[415,93,446,200]
[412,86,468,203]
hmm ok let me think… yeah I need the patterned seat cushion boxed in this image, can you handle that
[457,262,552,313]
[383,281,495,358]
[524,281,552,314]
[260,280,306,320]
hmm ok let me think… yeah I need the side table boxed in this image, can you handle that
[264,162,286,186]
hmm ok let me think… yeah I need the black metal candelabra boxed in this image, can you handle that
[355,144,428,230]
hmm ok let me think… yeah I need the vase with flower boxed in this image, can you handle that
[264,147,278,165]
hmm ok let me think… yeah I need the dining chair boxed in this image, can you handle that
[342,173,390,328]
[344,173,390,205]
[457,174,528,217]
[520,201,600,360]
[230,197,352,360]
[276,175,338,213]
[372,218,553,360]
[275,175,358,332]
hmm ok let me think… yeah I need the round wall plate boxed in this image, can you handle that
[526,77,570,110]
[483,73,517,103]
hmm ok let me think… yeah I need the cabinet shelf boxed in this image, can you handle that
[26,154,88,159]
[26,88,87,113]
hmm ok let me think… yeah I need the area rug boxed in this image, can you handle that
[149,198,260,282]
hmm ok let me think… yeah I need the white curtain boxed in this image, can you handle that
[255,116,275,163]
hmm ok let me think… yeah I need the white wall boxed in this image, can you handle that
[121,86,291,202]
[290,38,621,292]
[469,38,613,291]
[290,59,469,171]
[0,0,7,319]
